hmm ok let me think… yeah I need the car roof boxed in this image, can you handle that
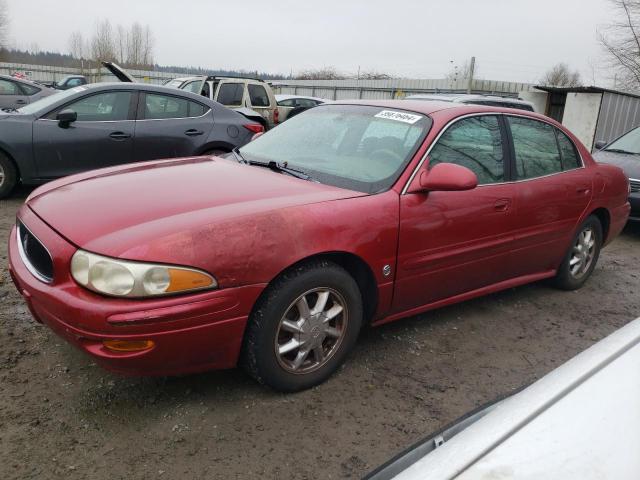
[0,74,42,86]
[50,82,225,106]
[325,99,552,123]
[406,93,533,106]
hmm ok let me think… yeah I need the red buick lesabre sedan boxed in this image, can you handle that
[8,101,630,391]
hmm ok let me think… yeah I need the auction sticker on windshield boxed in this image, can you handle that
[374,110,422,124]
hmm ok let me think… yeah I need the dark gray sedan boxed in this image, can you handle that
[594,127,640,221]
[0,74,56,110]
[0,83,261,197]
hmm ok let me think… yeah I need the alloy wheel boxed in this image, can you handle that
[569,227,596,278]
[274,287,348,374]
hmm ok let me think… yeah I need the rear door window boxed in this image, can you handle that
[248,84,270,107]
[429,115,505,185]
[217,83,244,106]
[143,93,208,119]
[508,116,562,179]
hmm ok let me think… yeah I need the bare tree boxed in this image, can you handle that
[68,31,85,60]
[116,24,127,64]
[540,63,582,87]
[90,19,116,62]
[446,60,478,84]
[0,0,8,50]
[295,67,346,80]
[358,70,393,80]
[599,0,640,89]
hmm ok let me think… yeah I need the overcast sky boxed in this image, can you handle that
[5,0,615,84]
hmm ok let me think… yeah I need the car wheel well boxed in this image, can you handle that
[197,143,233,156]
[0,148,20,178]
[588,208,610,242]
[256,252,379,325]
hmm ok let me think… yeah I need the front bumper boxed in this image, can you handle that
[8,206,265,376]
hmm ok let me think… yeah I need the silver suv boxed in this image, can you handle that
[167,76,279,129]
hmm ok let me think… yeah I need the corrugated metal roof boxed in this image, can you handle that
[535,85,640,100]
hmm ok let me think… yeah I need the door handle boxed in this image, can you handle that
[15,99,27,105]
[109,132,131,140]
[494,198,511,212]
[185,129,204,136]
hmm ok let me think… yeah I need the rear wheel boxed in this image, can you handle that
[0,152,17,199]
[202,149,228,157]
[553,215,602,290]
[242,260,363,392]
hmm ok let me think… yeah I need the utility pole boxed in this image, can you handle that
[467,56,476,94]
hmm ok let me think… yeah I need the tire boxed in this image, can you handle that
[553,215,602,290]
[202,149,228,157]
[242,260,363,392]
[0,152,18,199]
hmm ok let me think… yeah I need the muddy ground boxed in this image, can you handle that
[1,186,639,480]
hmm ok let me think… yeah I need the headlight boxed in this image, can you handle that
[70,250,217,298]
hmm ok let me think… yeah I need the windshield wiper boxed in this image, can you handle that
[250,160,314,181]
[605,148,638,155]
[231,147,246,163]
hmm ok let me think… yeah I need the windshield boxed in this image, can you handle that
[605,126,640,154]
[166,79,185,89]
[239,104,431,193]
[17,87,85,115]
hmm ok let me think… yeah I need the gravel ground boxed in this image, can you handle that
[1,186,639,480]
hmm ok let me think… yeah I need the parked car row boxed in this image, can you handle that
[0,82,262,197]
[8,99,630,392]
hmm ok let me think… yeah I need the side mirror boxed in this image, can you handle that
[56,109,77,128]
[594,140,607,150]
[407,161,478,193]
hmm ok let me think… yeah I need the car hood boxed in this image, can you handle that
[27,157,365,258]
[593,150,640,179]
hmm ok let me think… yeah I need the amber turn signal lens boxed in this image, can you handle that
[166,268,214,293]
[103,339,155,352]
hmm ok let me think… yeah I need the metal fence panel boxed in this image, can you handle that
[595,92,640,143]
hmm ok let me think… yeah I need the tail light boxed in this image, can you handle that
[274,108,280,124]
[244,123,265,134]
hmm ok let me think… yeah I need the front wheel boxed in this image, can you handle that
[0,152,18,199]
[553,215,602,290]
[242,260,363,392]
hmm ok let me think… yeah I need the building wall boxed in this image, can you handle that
[595,92,640,145]
[561,93,603,150]
[519,91,548,114]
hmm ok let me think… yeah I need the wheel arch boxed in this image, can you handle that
[588,207,611,243]
[196,141,235,155]
[0,146,21,180]
[252,251,380,326]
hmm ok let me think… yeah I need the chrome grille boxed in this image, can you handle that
[630,178,640,194]
[17,221,53,283]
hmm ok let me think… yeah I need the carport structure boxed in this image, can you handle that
[521,86,640,151]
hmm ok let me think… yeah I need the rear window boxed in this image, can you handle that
[217,83,244,106]
[248,84,270,107]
